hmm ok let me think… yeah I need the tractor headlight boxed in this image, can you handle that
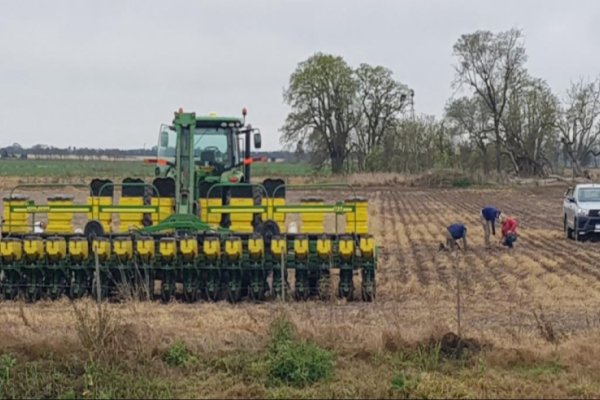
[577,208,589,216]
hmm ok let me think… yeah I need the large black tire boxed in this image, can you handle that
[84,220,104,239]
[564,215,574,240]
[573,218,581,241]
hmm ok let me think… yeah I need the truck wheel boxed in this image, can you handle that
[564,215,574,240]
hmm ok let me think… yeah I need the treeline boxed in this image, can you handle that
[0,144,157,160]
[281,29,600,177]
[0,143,297,162]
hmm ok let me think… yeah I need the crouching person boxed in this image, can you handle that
[500,215,518,249]
[441,223,468,252]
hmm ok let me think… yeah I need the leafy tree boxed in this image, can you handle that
[354,64,410,171]
[281,53,360,173]
[370,115,445,173]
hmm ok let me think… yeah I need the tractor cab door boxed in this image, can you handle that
[156,124,177,176]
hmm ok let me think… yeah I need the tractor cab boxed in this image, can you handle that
[157,116,243,176]
[153,109,261,216]
[156,113,260,184]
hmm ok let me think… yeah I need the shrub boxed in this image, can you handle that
[413,343,441,371]
[266,315,334,387]
[73,302,121,363]
[163,341,197,367]
[390,372,418,397]
[452,177,471,188]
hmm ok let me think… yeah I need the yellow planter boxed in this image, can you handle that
[345,197,369,234]
[300,198,325,234]
[0,238,23,262]
[46,236,67,262]
[47,195,75,234]
[2,195,30,234]
[69,237,89,262]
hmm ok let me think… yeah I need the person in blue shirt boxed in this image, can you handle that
[441,223,468,252]
[480,206,501,248]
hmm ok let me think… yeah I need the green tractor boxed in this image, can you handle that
[0,109,377,302]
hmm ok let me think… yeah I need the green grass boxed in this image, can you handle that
[0,159,316,178]
[162,341,198,367]
[265,315,334,387]
[514,360,567,378]
[251,162,320,177]
[0,159,154,178]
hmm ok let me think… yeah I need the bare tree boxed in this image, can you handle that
[445,96,494,174]
[452,28,527,173]
[502,78,560,176]
[557,78,600,176]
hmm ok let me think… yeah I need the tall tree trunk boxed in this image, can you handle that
[481,146,489,175]
[331,152,345,174]
[494,121,501,173]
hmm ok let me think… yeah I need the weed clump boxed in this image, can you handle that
[0,353,17,390]
[72,302,138,363]
[266,314,334,387]
[163,341,197,367]
[452,177,471,188]
[390,372,418,397]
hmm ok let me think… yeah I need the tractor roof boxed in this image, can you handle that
[195,115,243,126]
[172,111,244,127]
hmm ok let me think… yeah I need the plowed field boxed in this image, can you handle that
[3,183,600,398]
[369,185,600,339]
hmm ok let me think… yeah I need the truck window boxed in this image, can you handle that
[578,188,600,202]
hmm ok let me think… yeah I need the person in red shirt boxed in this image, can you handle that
[499,215,518,249]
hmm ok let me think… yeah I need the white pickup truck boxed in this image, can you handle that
[563,184,600,240]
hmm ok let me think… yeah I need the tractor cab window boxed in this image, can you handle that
[193,128,236,169]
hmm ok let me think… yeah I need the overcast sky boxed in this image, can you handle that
[0,0,598,150]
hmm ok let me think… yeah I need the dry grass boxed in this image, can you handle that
[1,299,600,397]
